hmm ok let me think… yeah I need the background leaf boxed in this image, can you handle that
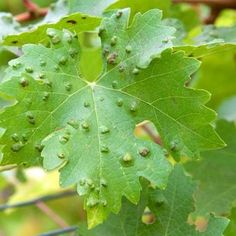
[185,120,236,217]
[80,165,229,236]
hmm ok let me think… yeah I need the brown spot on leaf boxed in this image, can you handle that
[66,19,77,24]
[11,40,18,44]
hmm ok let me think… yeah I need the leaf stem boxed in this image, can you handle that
[0,190,77,211]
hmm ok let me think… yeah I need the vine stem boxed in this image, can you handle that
[173,0,236,8]
[13,0,236,23]
[141,123,162,146]
[38,226,78,236]
[0,190,77,211]
[15,0,48,22]
[36,201,69,228]
[0,164,17,172]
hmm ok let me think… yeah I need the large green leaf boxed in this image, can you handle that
[185,120,236,217]
[80,165,229,235]
[0,9,224,227]
[69,0,117,16]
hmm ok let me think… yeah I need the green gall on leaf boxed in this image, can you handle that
[79,178,86,186]
[87,198,99,208]
[130,101,138,112]
[19,78,29,87]
[57,153,65,159]
[59,135,70,144]
[65,82,72,91]
[132,68,139,75]
[101,145,109,153]
[25,67,34,73]
[125,45,132,53]
[138,147,150,157]
[100,126,110,134]
[100,178,107,187]
[84,101,90,108]
[47,30,56,38]
[11,133,20,142]
[11,143,23,152]
[51,35,61,44]
[107,53,118,65]
[42,92,50,101]
[116,11,123,19]
[35,144,44,153]
[116,98,123,107]
[59,56,68,65]
[81,121,89,130]
[122,153,133,162]
[112,80,118,89]
[67,119,79,129]
[110,36,118,46]
[86,178,93,186]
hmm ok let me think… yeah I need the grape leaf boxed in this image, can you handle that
[170,3,200,31]
[0,13,20,41]
[1,0,101,47]
[166,19,236,58]
[216,9,236,27]
[2,12,100,46]
[0,9,224,227]
[158,15,236,58]
[196,25,236,44]
[163,18,186,45]
[218,96,236,122]
[69,0,117,16]
[195,49,236,109]
[80,165,229,236]
[185,24,236,57]
[225,207,236,236]
[185,120,236,217]
[0,0,69,45]
[42,0,70,23]
[108,0,171,18]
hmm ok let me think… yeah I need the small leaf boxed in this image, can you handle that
[3,13,100,46]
